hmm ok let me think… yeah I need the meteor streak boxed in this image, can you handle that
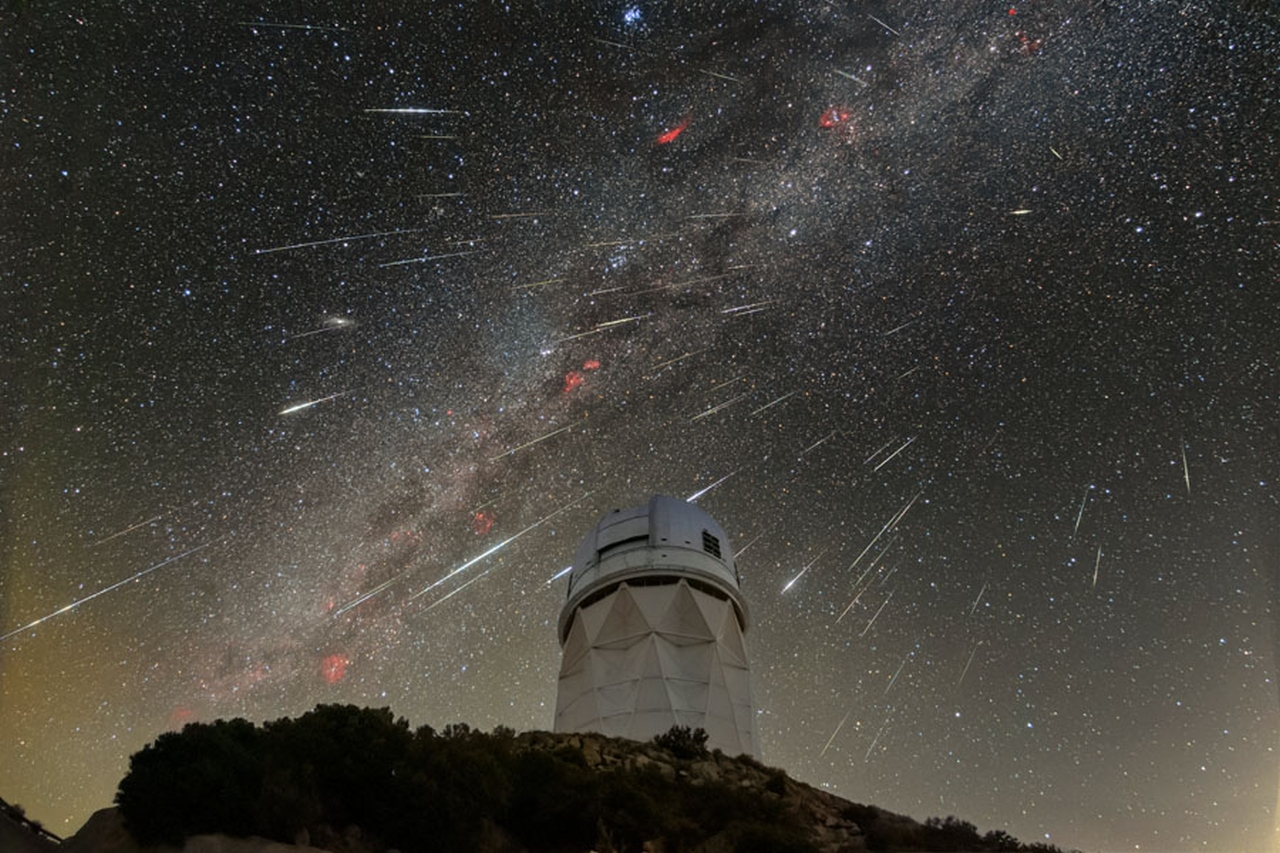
[544,565,574,585]
[835,68,868,86]
[956,642,981,688]
[2,540,219,642]
[407,494,589,602]
[708,374,746,393]
[868,14,901,36]
[721,300,775,316]
[802,431,837,455]
[820,709,853,757]
[333,576,399,617]
[1181,441,1191,494]
[379,250,480,268]
[421,569,492,613]
[692,390,752,422]
[696,69,742,83]
[288,317,355,340]
[969,581,987,616]
[1092,545,1102,588]
[751,390,798,416]
[88,514,165,548]
[279,391,348,415]
[489,424,573,460]
[841,491,922,588]
[864,439,895,465]
[239,21,348,31]
[860,589,894,636]
[734,532,764,558]
[865,712,893,760]
[687,469,739,502]
[884,650,911,694]
[873,435,916,471]
[363,107,461,114]
[648,349,710,374]
[556,315,646,343]
[1073,486,1089,537]
[254,229,425,255]
[782,549,828,593]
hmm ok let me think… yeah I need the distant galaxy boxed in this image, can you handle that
[1,3,1276,852]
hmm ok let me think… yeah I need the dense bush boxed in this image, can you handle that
[115,706,815,853]
[651,724,709,759]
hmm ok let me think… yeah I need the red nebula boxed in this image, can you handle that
[321,654,349,684]
[1014,31,1043,55]
[818,106,853,129]
[472,510,495,535]
[654,114,691,145]
[582,359,601,370]
[563,370,585,393]
[168,705,197,729]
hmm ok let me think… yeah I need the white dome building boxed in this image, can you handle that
[553,495,760,758]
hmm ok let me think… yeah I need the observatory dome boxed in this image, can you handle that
[554,495,759,757]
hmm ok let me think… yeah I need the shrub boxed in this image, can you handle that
[652,725,709,760]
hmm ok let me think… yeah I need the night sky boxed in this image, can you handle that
[2,2,1277,851]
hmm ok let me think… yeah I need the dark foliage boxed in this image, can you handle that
[840,805,1070,853]
[114,706,815,853]
[115,706,1065,853]
[651,724,709,760]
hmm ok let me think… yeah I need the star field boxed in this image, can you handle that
[1,3,1277,852]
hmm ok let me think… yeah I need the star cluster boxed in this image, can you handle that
[2,3,1276,852]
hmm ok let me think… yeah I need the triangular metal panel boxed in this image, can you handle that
[579,597,613,642]
[665,678,710,713]
[594,586,653,648]
[634,676,673,713]
[597,678,640,716]
[716,609,748,667]
[691,591,731,639]
[592,646,642,687]
[655,582,715,641]
[599,711,634,738]
[560,615,592,673]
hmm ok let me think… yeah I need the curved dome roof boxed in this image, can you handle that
[560,495,745,641]
[568,494,736,584]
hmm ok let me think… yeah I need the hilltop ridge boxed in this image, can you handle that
[10,706,1078,853]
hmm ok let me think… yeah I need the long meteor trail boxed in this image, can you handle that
[1181,441,1192,494]
[873,435,916,472]
[969,581,988,617]
[279,391,349,415]
[254,228,425,255]
[820,709,853,757]
[406,494,590,603]
[87,513,165,548]
[1073,487,1089,538]
[956,642,981,688]
[2,540,219,642]
[687,469,739,502]
[860,589,894,637]
[835,493,921,623]
[489,424,573,460]
[782,548,828,593]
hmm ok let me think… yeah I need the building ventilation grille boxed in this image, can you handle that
[702,530,721,559]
